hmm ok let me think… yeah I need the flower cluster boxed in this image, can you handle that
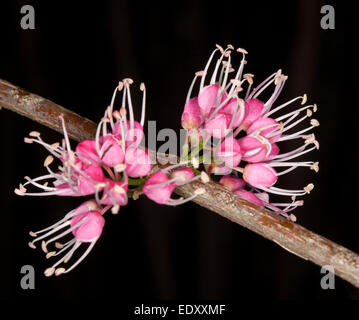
[181,44,319,221]
[15,79,207,276]
[15,44,319,276]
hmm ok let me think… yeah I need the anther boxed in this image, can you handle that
[44,267,55,277]
[28,242,36,249]
[55,268,66,276]
[301,94,307,105]
[236,48,248,54]
[29,131,41,137]
[46,251,56,259]
[41,241,48,253]
[111,205,120,214]
[43,155,54,167]
[304,183,314,194]
[310,162,319,172]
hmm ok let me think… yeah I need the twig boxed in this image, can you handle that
[1,78,359,288]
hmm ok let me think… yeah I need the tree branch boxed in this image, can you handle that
[1,78,359,288]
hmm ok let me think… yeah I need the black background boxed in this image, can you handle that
[1,0,359,302]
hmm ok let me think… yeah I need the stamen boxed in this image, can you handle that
[140,82,146,127]
[43,155,54,167]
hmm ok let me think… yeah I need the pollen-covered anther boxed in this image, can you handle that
[235,86,243,93]
[201,171,210,183]
[243,73,254,85]
[29,231,37,237]
[227,44,234,50]
[224,50,231,58]
[29,131,41,137]
[310,119,320,127]
[313,104,318,112]
[140,82,146,91]
[19,184,27,193]
[46,251,56,259]
[118,81,124,91]
[306,109,313,117]
[24,137,33,144]
[301,94,307,105]
[14,188,25,196]
[43,155,54,167]
[304,183,314,194]
[310,162,319,172]
[111,205,120,214]
[51,142,60,148]
[41,240,48,253]
[289,214,297,222]
[55,268,66,276]
[304,133,315,144]
[215,44,224,53]
[28,242,36,249]
[123,78,134,86]
[44,267,55,277]
[113,110,121,120]
[236,48,248,54]
[195,71,204,77]
[55,242,64,249]
[274,69,282,85]
[194,188,206,196]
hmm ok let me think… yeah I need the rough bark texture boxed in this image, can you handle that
[1,78,359,288]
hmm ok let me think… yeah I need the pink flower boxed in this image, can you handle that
[198,84,224,117]
[219,97,246,128]
[241,99,264,130]
[170,167,195,185]
[113,120,144,149]
[28,200,106,277]
[143,170,206,205]
[100,178,128,207]
[100,136,125,167]
[234,189,264,207]
[181,97,204,129]
[125,147,152,178]
[243,163,278,188]
[204,113,232,139]
[247,116,281,143]
[143,171,176,205]
[216,137,242,168]
[238,136,272,163]
[219,175,246,191]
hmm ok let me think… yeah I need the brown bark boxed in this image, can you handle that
[1,78,359,288]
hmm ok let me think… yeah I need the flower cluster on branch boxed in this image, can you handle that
[14,44,319,276]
